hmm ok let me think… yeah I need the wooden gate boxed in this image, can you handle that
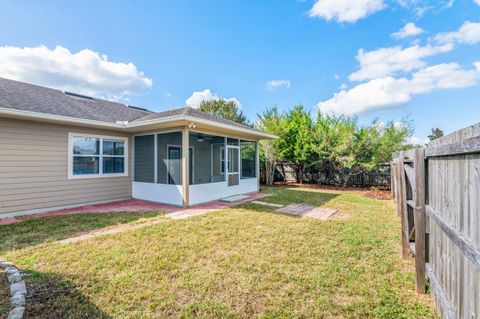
[392,123,480,319]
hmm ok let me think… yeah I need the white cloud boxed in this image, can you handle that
[308,0,386,23]
[375,121,404,131]
[349,43,453,81]
[434,21,480,45]
[395,0,433,17]
[318,62,480,115]
[408,136,429,146]
[391,22,425,39]
[0,45,152,100]
[474,0,480,5]
[185,89,241,109]
[266,79,291,91]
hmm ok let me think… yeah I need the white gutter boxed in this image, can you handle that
[0,107,126,130]
[0,107,277,139]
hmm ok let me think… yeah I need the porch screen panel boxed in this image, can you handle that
[190,132,225,184]
[157,132,183,185]
[241,140,256,179]
[134,135,154,183]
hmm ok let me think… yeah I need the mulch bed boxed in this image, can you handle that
[0,269,9,319]
[363,190,393,200]
[269,182,393,200]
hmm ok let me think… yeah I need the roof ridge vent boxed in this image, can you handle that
[64,91,94,100]
[126,105,151,112]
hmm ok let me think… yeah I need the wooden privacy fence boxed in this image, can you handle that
[392,123,480,319]
[260,163,391,189]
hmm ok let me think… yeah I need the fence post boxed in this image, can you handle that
[397,152,409,258]
[414,148,426,293]
[390,161,395,198]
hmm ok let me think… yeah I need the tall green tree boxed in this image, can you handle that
[198,99,249,125]
[277,105,315,183]
[256,107,284,186]
[427,127,444,141]
[372,119,413,165]
[314,114,357,185]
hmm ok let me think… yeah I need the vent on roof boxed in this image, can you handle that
[64,91,94,100]
[127,105,151,112]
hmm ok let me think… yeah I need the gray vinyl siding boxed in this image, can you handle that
[0,117,132,215]
[212,143,224,178]
[134,135,154,183]
[157,132,182,184]
[189,134,213,184]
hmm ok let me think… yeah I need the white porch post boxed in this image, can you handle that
[154,134,158,184]
[224,136,228,179]
[255,141,260,191]
[182,127,190,207]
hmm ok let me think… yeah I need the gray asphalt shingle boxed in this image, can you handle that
[0,77,263,133]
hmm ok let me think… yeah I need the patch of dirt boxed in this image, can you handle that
[269,182,393,200]
[271,182,389,192]
[363,190,392,200]
[24,274,110,319]
[0,269,9,318]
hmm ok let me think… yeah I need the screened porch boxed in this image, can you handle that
[132,130,259,206]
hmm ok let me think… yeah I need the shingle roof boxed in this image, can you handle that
[0,77,151,123]
[132,106,257,131]
[0,77,263,134]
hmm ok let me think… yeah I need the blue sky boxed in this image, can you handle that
[0,0,479,143]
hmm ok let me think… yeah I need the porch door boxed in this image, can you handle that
[226,145,240,186]
[168,146,193,185]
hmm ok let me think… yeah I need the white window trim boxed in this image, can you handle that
[68,132,129,180]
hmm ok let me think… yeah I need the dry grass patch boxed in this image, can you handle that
[0,188,436,318]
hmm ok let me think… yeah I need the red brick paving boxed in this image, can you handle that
[0,217,20,225]
[0,193,269,225]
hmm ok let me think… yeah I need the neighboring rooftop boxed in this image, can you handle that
[0,77,260,133]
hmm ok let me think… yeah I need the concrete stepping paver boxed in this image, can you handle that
[251,201,285,208]
[220,195,250,203]
[276,204,337,220]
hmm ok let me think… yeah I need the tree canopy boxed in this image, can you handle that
[256,106,413,186]
[198,99,249,125]
[428,127,444,141]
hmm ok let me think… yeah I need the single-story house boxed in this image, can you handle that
[0,77,275,218]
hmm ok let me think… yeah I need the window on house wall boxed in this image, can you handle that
[69,133,127,178]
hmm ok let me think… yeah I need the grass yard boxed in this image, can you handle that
[0,187,435,318]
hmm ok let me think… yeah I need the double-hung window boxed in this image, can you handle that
[69,133,128,179]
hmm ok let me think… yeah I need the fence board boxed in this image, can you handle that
[393,121,480,318]
[426,205,480,271]
[398,152,410,258]
[414,148,426,293]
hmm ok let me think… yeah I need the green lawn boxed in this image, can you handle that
[0,187,435,318]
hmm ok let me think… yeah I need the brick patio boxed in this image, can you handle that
[0,193,269,225]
